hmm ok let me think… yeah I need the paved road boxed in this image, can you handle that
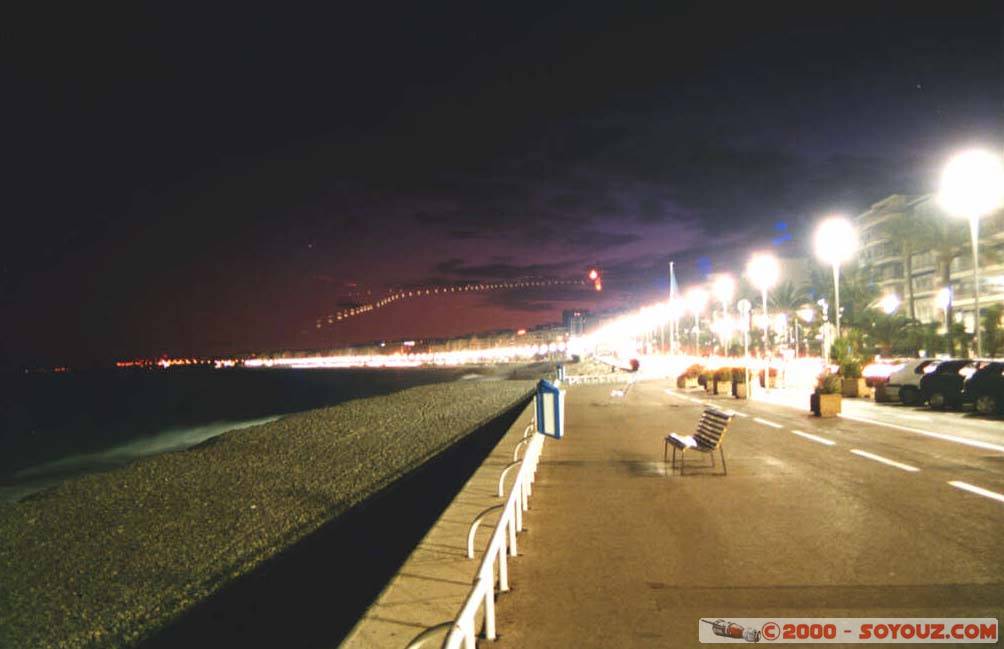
[492,379,1004,648]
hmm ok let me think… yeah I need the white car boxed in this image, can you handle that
[885,359,941,405]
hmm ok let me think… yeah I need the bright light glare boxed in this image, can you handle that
[935,287,952,310]
[879,293,900,315]
[711,274,736,306]
[588,269,599,281]
[938,149,1004,220]
[685,287,709,314]
[796,306,815,323]
[746,252,780,291]
[814,216,858,266]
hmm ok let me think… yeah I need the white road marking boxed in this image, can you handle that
[753,417,783,429]
[949,481,1004,504]
[791,430,836,446]
[849,449,920,472]
[893,413,931,422]
[840,413,1004,454]
[731,411,749,418]
[664,390,705,404]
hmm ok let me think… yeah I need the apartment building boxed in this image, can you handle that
[856,194,1004,332]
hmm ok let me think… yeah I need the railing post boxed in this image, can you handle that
[498,539,509,591]
[508,499,518,556]
[483,576,496,640]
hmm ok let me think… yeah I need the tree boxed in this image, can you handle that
[983,304,1003,357]
[876,209,926,321]
[769,280,810,313]
[810,262,879,329]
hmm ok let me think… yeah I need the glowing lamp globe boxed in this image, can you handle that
[939,149,1004,220]
[879,293,900,315]
[746,253,780,291]
[814,217,858,266]
[685,287,709,315]
[712,274,736,306]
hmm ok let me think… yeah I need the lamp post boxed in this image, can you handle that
[746,253,780,355]
[712,274,736,353]
[795,305,815,357]
[686,287,709,355]
[813,216,858,340]
[938,149,1004,357]
[737,298,752,398]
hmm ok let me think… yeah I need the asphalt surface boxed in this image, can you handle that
[492,379,1004,648]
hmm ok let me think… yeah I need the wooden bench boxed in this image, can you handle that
[664,406,734,475]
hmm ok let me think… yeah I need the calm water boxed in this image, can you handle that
[0,366,477,502]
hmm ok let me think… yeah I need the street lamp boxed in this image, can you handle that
[813,216,858,339]
[712,274,736,353]
[686,287,709,354]
[938,149,1004,357]
[879,293,900,315]
[746,252,780,354]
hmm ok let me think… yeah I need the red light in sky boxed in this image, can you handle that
[594,280,602,291]
[588,269,598,281]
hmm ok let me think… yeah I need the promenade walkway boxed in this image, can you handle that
[491,379,1004,647]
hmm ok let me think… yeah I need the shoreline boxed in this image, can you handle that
[0,377,540,649]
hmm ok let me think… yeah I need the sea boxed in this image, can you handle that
[0,366,482,504]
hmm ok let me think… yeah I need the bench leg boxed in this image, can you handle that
[720,447,727,476]
[679,448,685,476]
[709,451,715,468]
[664,439,668,463]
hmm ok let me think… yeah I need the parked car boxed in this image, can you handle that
[885,358,940,405]
[963,362,1004,415]
[919,359,990,410]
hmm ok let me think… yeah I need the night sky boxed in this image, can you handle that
[5,4,1002,366]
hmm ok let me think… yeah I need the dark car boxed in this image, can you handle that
[919,359,989,410]
[963,362,1004,415]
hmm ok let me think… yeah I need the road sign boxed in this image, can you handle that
[536,379,565,439]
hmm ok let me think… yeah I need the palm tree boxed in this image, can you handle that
[877,209,926,321]
[769,280,810,313]
[810,262,879,329]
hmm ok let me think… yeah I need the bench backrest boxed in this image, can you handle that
[695,407,733,450]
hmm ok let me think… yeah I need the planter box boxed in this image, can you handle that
[811,392,842,417]
[677,377,700,389]
[841,378,870,398]
[733,383,748,399]
[715,380,733,396]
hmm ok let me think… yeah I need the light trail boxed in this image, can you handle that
[314,278,587,329]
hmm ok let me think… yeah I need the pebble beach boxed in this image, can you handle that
[0,377,536,648]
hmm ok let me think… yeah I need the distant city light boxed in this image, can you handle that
[588,268,599,281]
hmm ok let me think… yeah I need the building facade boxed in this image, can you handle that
[856,193,1004,334]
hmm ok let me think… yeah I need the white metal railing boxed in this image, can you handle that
[404,402,544,649]
[443,430,543,648]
